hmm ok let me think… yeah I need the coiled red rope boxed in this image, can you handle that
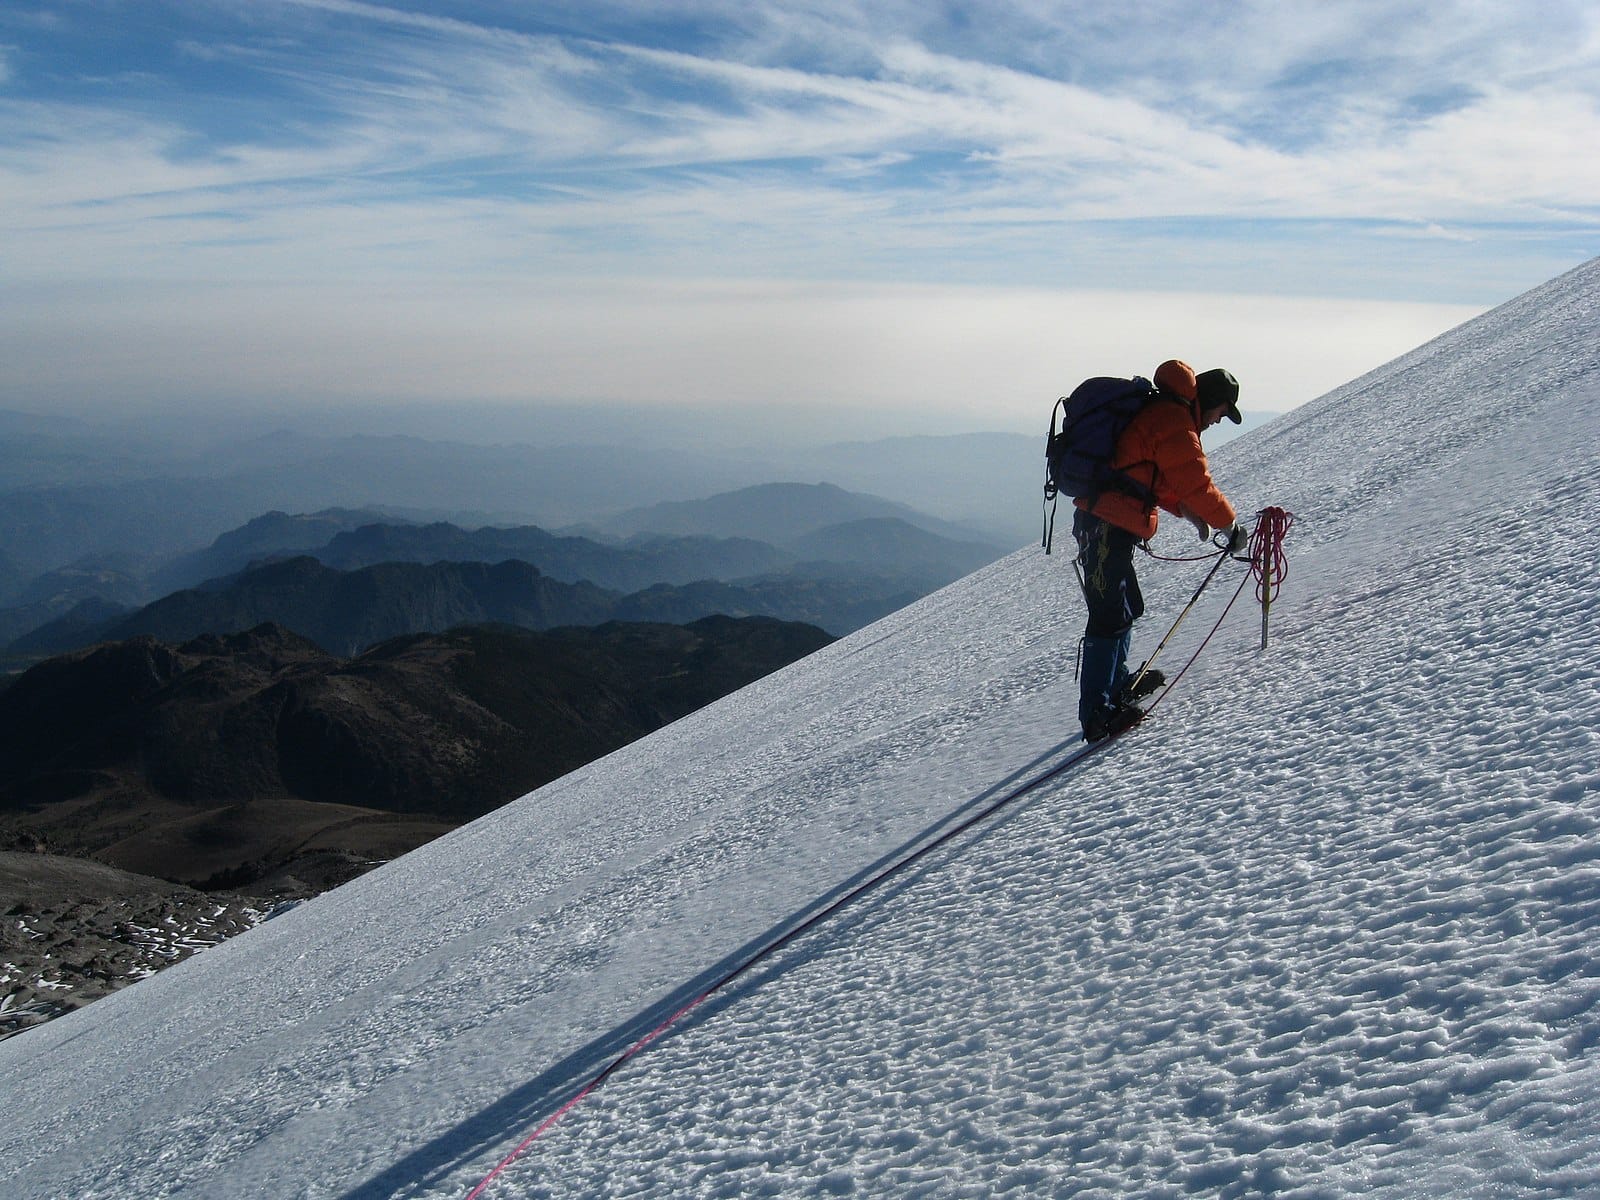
[1243,506,1294,650]
[1248,506,1294,605]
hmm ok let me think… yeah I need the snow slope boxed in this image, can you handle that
[3,257,1599,1199]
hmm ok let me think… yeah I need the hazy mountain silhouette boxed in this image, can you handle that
[11,552,945,660]
[784,517,1003,581]
[0,563,144,650]
[99,557,618,658]
[148,508,394,595]
[313,522,792,591]
[0,432,766,575]
[583,481,998,545]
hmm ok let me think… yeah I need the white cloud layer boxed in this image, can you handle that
[1,276,1479,434]
[0,1,1592,419]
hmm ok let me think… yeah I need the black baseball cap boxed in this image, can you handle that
[1195,368,1242,424]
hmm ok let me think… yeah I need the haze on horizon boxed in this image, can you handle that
[3,1,1598,442]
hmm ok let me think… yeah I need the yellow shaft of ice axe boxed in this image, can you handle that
[1124,547,1231,697]
[1260,551,1273,651]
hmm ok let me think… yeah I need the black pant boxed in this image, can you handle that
[1072,511,1145,728]
[1073,510,1144,638]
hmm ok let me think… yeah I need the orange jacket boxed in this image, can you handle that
[1075,394,1235,540]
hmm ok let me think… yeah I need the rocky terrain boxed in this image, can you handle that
[0,851,280,1040]
[0,614,832,1035]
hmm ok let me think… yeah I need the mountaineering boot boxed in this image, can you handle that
[1117,661,1165,704]
[1078,634,1123,734]
[1080,633,1145,741]
[1084,700,1145,744]
[1104,629,1163,704]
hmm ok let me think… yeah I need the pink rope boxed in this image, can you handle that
[463,993,710,1199]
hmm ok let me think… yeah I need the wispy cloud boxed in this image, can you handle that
[8,5,1596,249]
[0,1,1593,417]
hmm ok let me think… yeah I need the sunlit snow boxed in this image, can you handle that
[2,259,1598,1199]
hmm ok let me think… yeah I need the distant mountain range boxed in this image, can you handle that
[148,507,392,595]
[3,483,1009,659]
[0,416,1039,585]
[0,617,833,890]
[11,548,954,661]
[27,558,615,658]
[583,480,990,544]
[0,403,1271,597]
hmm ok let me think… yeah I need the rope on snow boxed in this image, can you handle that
[463,507,1295,1198]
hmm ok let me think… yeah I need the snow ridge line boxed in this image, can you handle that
[464,556,1258,1199]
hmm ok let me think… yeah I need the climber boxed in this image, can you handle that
[1073,360,1246,741]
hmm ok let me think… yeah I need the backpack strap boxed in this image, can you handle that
[1090,390,1164,510]
[1042,397,1067,553]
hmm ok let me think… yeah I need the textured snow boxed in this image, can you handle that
[2,258,1598,1199]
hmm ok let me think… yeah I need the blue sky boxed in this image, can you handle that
[2,1,1597,434]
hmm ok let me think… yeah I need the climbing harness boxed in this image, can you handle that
[463,509,1294,1198]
